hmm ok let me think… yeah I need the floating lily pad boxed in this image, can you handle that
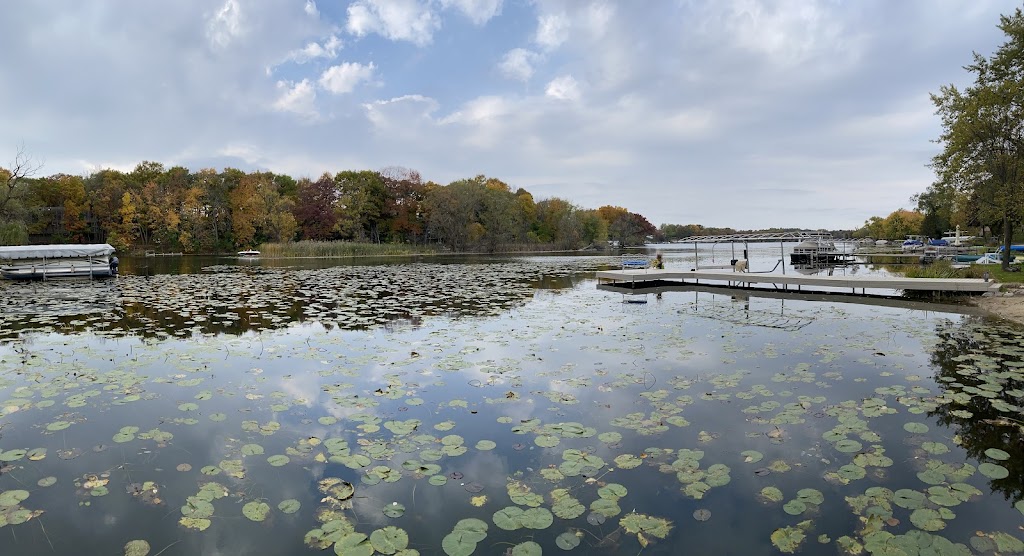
[979,462,1009,479]
[383,502,406,518]
[242,501,271,522]
[369,526,409,555]
[693,508,711,521]
[903,422,929,434]
[984,448,1010,461]
[46,421,72,432]
[511,541,542,556]
[555,531,581,550]
[278,499,301,514]
[741,450,764,463]
[0,490,30,507]
[124,539,151,556]
[267,455,289,467]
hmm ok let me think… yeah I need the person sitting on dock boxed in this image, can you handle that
[653,253,664,269]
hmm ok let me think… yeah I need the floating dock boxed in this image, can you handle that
[596,269,999,295]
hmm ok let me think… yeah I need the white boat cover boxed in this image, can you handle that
[0,244,115,260]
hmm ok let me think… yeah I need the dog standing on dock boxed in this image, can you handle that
[733,259,748,273]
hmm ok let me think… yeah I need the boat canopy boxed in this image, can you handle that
[0,244,115,260]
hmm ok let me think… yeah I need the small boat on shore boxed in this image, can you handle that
[0,244,117,280]
[237,250,261,258]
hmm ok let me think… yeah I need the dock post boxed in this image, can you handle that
[780,242,786,274]
[693,242,699,270]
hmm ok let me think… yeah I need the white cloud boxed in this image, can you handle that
[703,0,857,68]
[535,12,569,50]
[273,79,317,118]
[319,62,376,94]
[498,48,540,81]
[286,35,342,63]
[440,0,502,25]
[346,0,441,47]
[304,0,319,18]
[207,0,243,49]
[545,75,580,101]
[364,94,439,130]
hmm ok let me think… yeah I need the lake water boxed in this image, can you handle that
[1,249,1023,556]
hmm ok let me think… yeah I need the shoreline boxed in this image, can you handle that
[972,283,1024,324]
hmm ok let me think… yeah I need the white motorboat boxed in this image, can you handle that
[237,250,261,258]
[0,244,117,280]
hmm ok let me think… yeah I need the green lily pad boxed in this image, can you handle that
[241,444,265,456]
[383,502,406,518]
[771,523,808,553]
[783,500,806,515]
[46,421,72,432]
[620,512,673,539]
[369,526,409,555]
[242,501,271,522]
[267,455,290,467]
[985,448,1010,461]
[979,462,1009,479]
[759,486,784,503]
[335,532,374,556]
[0,449,27,461]
[124,539,151,556]
[475,440,496,450]
[442,518,488,556]
[555,531,581,550]
[903,422,929,434]
[37,476,57,487]
[511,541,542,556]
[741,450,764,463]
[910,508,945,532]
[834,439,862,453]
[0,490,30,507]
[278,499,301,514]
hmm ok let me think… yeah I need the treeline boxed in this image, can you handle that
[0,159,659,252]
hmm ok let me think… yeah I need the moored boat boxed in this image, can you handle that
[237,250,261,258]
[0,244,117,280]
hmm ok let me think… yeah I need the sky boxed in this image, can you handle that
[0,1,1019,230]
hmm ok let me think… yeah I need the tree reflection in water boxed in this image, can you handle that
[929,317,1024,503]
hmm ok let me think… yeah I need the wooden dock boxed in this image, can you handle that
[595,269,999,295]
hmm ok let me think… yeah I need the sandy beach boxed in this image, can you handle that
[973,283,1024,325]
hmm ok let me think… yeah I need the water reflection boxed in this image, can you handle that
[929,318,1024,503]
[0,259,620,341]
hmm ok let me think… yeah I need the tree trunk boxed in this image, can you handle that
[1002,215,1013,271]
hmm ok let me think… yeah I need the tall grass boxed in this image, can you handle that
[901,260,989,279]
[259,241,438,258]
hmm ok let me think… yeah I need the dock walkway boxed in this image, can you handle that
[596,269,998,294]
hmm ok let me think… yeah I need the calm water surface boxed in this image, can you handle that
[1,253,1022,556]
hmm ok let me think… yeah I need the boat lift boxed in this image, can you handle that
[673,232,840,274]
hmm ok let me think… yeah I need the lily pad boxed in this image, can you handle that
[903,422,929,434]
[278,499,301,514]
[124,540,151,556]
[383,502,406,518]
[242,501,271,522]
[985,448,1010,461]
[555,531,581,550]
[979,462,1009,479]
[369,526,409,555]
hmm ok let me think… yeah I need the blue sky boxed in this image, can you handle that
[0,0,1018,229]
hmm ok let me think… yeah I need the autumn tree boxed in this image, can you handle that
[293,174,338,240]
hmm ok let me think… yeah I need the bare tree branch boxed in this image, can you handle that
[1,144,45,216]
